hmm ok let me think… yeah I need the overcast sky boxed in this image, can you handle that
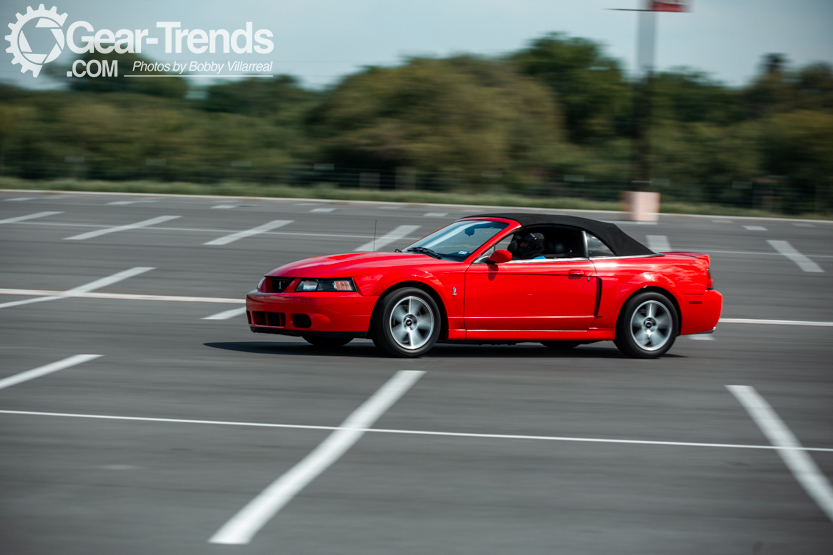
[3,0,832,90]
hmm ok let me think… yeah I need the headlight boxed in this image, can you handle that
[295,278,356,292]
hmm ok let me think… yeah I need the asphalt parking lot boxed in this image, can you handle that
[1,190,832,554]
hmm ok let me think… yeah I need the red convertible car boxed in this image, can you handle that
[246,213,722,358]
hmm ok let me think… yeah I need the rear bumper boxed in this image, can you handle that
[680,289,723,335]
[246,291,376,335]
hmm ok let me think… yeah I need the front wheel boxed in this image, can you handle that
[302,335,352,348]
[614,292,678,359]
[372,288,441,358]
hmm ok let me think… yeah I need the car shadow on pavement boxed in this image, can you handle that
[204,341,684,359]
[204,341,385,358]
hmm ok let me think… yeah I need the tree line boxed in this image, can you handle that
[1,34,831,214]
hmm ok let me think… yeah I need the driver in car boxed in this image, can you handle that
[508,232,546,260]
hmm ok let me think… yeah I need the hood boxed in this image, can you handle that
[266,252,455,278]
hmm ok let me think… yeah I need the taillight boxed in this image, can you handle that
[706,267,714,290]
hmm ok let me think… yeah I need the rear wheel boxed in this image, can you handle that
[372,288,441,358]
[541,341,580,350]
[302,335,352,348]
[614,291,678,359]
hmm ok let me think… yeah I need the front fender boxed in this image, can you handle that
[364,268,465,327]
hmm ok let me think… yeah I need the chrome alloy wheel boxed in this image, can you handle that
[389,296,434,350]
[629,300,672,352]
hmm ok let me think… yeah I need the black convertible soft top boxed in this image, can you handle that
[466,213,655,257]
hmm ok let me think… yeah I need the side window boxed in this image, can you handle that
[477,232,514,262]
[587,233,614,258]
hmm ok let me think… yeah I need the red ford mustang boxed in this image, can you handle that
[246,213,722,358]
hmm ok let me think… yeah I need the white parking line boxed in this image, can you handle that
[64,215,180,241]
[209,370,425,545]
[204,220,293,246]
[704,249,833,259]
[355,224,420,252]
[727,385,833,522]
[0,355,102,391]
[203,307,247,320]
[719,318,833,327]
[424,212,448,218]
[16,220,423,242]
[311,207,335,213]
[0,211,62,225]
[744,225,767,231]
[0,267,153,309]
[646,235,671,252]
[0,288,240,304]
[767,240,824,273]
[2,407,833,453]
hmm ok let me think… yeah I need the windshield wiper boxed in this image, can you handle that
[405,247,443,259]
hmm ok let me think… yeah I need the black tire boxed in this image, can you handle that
[614,291,678,359]
[302,335,352,348]
[371,287,441,358]
[541,341,580,350]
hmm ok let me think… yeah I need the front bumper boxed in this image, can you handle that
[246,290,377,336]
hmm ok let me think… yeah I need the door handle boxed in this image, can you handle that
[568,269,585,278]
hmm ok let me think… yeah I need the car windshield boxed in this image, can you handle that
[402,220,508,261]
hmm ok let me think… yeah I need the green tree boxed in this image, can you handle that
[511,33,630,143]
[309,56,564,183]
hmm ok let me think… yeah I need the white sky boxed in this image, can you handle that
[2,0,832,90]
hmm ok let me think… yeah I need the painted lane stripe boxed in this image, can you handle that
[355,224,421,252]
[209,370,425,545]
[64,215,180,240]
[311,207,335,213]
[719,318,833,327]
[744,225,767,231]
[5,197,34,202]
[2,407,833,454]
[0,211,62,225]
[704,249,833,259]
[0,267,153,310]
[0,355,102,391]
[16,221,424,242]
[204,220,292,246]
[424,212,448,218]
[108,200,157,206]
[793,223,814,228]
[727,385,833,522]
[69,267,154,293]
[203,307,247,320]
[646,235,671,252]
[689,335,714,341]
[767,240,824,273]
[0,288,241,304]
[8,188,833,223]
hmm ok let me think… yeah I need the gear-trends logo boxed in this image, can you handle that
[5,4,67,77]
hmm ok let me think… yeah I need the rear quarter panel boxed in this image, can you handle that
[592,254,721,334]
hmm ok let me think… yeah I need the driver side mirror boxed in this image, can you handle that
[488,249,512,264]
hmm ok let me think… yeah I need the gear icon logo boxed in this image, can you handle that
[5,4,68,77]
